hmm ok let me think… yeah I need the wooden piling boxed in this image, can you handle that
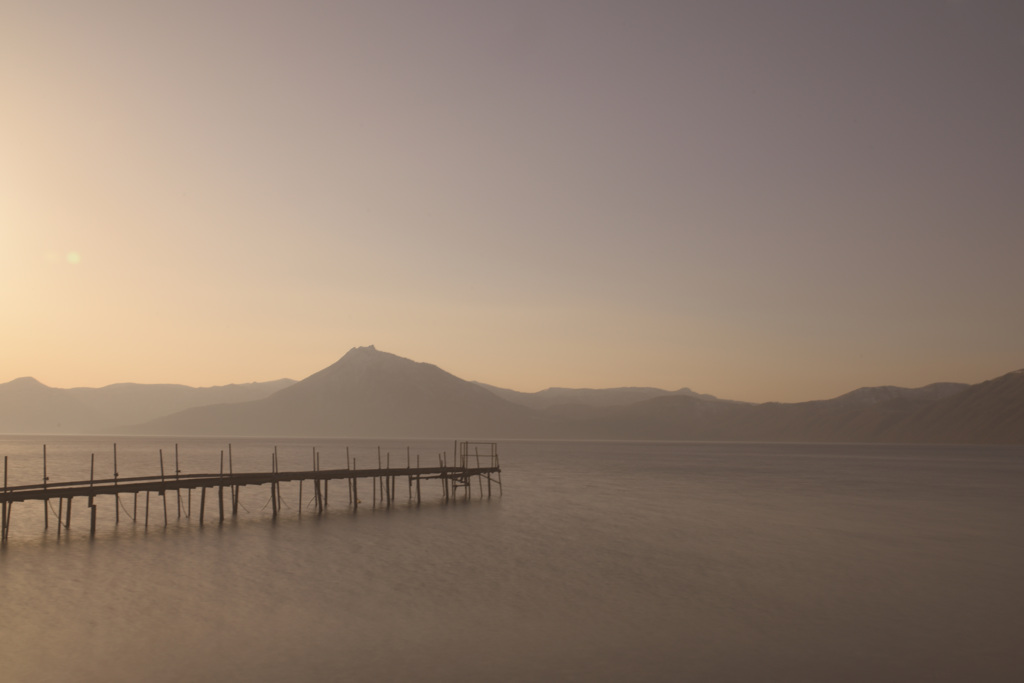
[321,447,328,510]
[352,457,358,511]
[199,487,206,526]
[229,444,238,516]
[113,443,119,525]
[273,446,282,510]
[315,449,323,513]
[159,450,168,526]
[218,450,225,524]
[440,454,448,502]
[477,451,484,499]
[3,456,8,542]
[271,451,278,518]
[175,445,182,519]
[43,445,48,530]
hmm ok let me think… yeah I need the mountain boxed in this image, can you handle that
[0,377,104,434]
[6,349,1022,443]
[0,376,296,434]
[548,373,1022,444]
[473,383,722,410]
[68,379,297,428]
[134,346,550,438]
[546,381,958,442]
[824,382,969,407]
[875,369,1024,443]
[138,348,1021,443]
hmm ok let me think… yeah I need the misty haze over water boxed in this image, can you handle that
[1,437,1022,682]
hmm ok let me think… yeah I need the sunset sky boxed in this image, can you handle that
[2,1,1022,403]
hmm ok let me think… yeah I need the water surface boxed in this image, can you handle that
[1,437,1022,682]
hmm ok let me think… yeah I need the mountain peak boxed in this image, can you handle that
[6,376,48,389]
[349,344,376,353]
[336,345,383,361]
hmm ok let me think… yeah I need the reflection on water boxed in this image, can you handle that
[1,437,1023,682]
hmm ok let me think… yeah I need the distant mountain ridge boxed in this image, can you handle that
[3,349,1022,443]
[473,383,725,409]
[825,382,969,407]
[0,376,296,434]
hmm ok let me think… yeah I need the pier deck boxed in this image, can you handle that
[1,441,501,543]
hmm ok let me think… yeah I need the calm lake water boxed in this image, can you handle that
[1,437,1022,682]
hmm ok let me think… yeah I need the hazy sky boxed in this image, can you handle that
[2,1,1022,402]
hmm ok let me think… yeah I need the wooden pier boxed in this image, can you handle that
[0,441,501,543]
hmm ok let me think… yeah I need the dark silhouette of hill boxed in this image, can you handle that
[70,379,296,428]
[874,370,1024,443]
[0,376,296,434]
[134,346,550,438]
[473,383,722,410]
[122,354,1024,443]
[546,383,952,442]
[549,374,1023,443]
[0,377,104,434]
[7,348,1022,443]
[824,382,968,407]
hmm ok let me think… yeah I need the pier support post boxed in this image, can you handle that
[352,458,358,511]
[114,444,119,525]
[4,503,12,542]
[159,450,168,527]
[229,444,238,516]
[440,454,449,502]
[219,450,225,524]
[43,445,48,530]
[175,444,181,519]
[3,456,8,542]
[270,452,277,518]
